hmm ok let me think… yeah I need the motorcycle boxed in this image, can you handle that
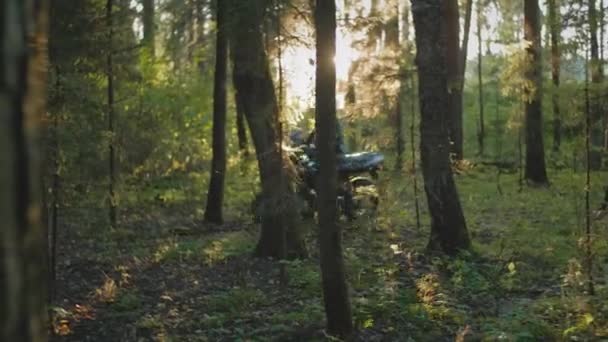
[251,129,384,221]
[286,129,384,220]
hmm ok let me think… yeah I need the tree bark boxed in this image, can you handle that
[0,0,49,340]
[315,0,354,337]
[524,0,549,185]
[411,0,471,254]
[443,0,463,160]
[228,0,306,258]
[548,0,561,152]
[204,0,228,224]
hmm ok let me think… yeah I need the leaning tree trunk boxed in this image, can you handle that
[443,0,463,160]
[0,1,49,341]
[524,0,549,185]
[228,0,306,258]
[315,0,354,337]
[231,59,249,154]
[548,0,561,152]
[412,0,471,254]
[204,0,228,224]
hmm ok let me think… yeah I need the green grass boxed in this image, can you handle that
[57,154,608,340]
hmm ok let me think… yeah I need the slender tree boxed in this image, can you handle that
[584,45,595,296]
[459,0,473,76]
[395,84,405,170]
[412,0,471,254]
[204,0,228,224]
[315,0,353,336]
[143,0,155,54]
[229,0,306,258]
[523,0,549,185]
[589,0,604,156]
[477,0,485,156]
[107,0,118,226]
[548,0,561,152]
[410,75,421,232]
[233,76,249,154]
[590,0,603,83]
[385,0,400,49]
[1,0,49,340]
[444,0,463,159]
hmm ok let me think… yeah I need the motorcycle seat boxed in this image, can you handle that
[338,152,384,172]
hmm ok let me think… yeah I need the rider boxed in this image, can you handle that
[302,120,347,154]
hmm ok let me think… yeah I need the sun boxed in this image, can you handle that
[280,27,360,117]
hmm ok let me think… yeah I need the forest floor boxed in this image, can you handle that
[49,163,608,341]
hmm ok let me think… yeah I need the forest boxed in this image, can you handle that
[2,0,608,340]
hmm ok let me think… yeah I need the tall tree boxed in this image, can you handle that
[143,0,155,53]
[444,0,473,161]
[476,0,485,156]
[228,0,306,258]
[523,0,549,185]
[1,0,49,340]
[411,0,471,254]
[234,75,249,154]
[589,0,603,83]
[315,0,353,337]
[384,0,400,49]
[444,0,463,159]
[588,0,604,154]
[459,0,473,76]
[204,0,228,224]
[107,0,118,226]
[548,0,561,151]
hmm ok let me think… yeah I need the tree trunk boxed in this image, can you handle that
[107,0,118,226]
[229,0,306,258]
[204,0,228,224]
[459,0,473,80]
[411,0,471,254]
[0,0,49,340]
[476,1,485,156]
[590,0,603,84]
[143,0,155,54]
[589,0,604,159]
[384,0,400,49]
[315,0,354,337]
[548,0,561,152]
[443,0,463,160]
[395,85,405,170]
[524,0,549,185]
[231,54,248,154]
[448,0,472,161]
[234,79,249,154]
[368,0,383,52]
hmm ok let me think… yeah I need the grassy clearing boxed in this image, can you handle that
[51,165,608,341]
